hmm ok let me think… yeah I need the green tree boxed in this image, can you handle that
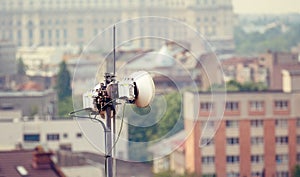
[209,80,267,92]
[56,61,72,101]
[58,96,73,117]
[292,164,300,177]
[17,57,27,75]
[234,23,300,55]
[150,92,183,141]
[128,92,183,161]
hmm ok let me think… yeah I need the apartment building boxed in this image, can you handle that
[0,117,128,160]
[184,90,300,177]
[0,0,234,53]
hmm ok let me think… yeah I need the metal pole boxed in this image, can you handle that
[112,25,117,177]
[113,110,116,177]
[105,107,113,177]
[113,25,116,75]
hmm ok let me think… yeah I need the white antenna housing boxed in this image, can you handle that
[130,71,155,108]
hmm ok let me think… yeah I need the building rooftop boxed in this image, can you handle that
[148,131,186,157]
[57,151,153,177]
[0,148,65,177]
[70,151,153,177]
[18,81,43,91]
[0,89,55,97]
[194,89,292,94]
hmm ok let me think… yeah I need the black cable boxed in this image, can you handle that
[108,103,125,155]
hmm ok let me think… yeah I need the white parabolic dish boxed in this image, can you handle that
[130,71,155,108]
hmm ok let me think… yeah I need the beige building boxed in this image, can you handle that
[0,0,234,53]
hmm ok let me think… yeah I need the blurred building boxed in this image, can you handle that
[0,117,128,160]
[0,147,66,177]
[148,131,186,175]
[0,0,235,54]
[221,56,268,84]
[16,46,64,77]
[184,90,300,177]
[0,40,17,90]
[117,43,223,93]
[0,89,57,118]
[259,51,300,90]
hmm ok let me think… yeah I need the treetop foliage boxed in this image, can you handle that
[56,61,72,101]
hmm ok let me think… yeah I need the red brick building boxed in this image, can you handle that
[184,91,300,177]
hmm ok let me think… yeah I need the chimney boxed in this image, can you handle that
[32,146,54,169]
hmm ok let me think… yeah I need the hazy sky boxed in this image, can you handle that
[232,0,300,14]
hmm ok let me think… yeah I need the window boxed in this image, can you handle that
[76,132,82,138]
[251,172,263,177]
[201,138,214,146]
[202,156,215,165]
[297,153,300,162]
[250,101,264,111]
[48,29,52,38]
[202,121,215,128]
[212,16,216,22]
[276,154,288,164]
[226,156,239,164]
[251,137,264,145]
[24,134,40,142]
[226,120,238,128]
[77,28,84,38]
[63,29,67,38]
[40,29,44,39]
[227,137,239,145]
[276,171,289,177]
[28,29,33,40]
[297,118,300,127]
[274,100,288,110]
[202,174,216,177]
[77,19,83,24]
[250,120,263,127]
[56,29,60,38]
[225,102,239,111]
[275,119,287,127]
[297,136,300,144]
[251,155,264,163]
[47,133,60,141]
[275,136,288,145]
[226,172,239,177]
[200,102,213,111]
[63,133,68,138]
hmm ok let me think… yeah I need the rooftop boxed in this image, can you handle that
[0,149,65,177]
[0,89,55,97]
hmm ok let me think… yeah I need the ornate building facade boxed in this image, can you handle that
[0,0,234,53]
